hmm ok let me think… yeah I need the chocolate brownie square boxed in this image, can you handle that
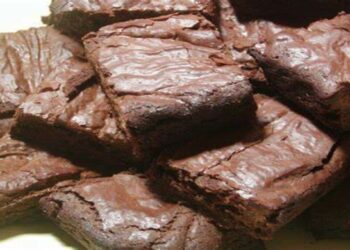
[152,94,350,239]
[0,133,98,225]
[43,0,217,38]
[12,59,134,168]
[40,173,265,250]
[307,180,350,239]
[13,14,235,166]
[0,27,84,116]
[250,13,350,131]
[84,23,255,161]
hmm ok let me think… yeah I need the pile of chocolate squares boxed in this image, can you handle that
[1,0,350,249]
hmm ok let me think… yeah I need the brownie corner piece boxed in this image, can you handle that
[0,26,85,117]
[153,94,350,239]
[84,25,255,158]
[40,173,264,250]
[11,58,137,168]
[250,13,350,131]
[44,0,217,38]
[0,133,97,225]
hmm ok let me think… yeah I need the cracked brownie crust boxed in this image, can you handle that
[43,0,217,38]
[0,133,98,225]
[40,173,264,250]
[250,13,350,131]
[0,27,84,117]
[153,94,350,239]
[84,25,255,160]
[84,14,223,49]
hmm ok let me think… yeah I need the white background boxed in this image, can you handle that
[0,0,350,249]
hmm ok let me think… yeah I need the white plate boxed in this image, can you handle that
[0,1,350,249]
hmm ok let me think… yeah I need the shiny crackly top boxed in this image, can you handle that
[253,13,350,98]
[0,27,84,115]
[84,34,250,134]
[84,14,222,48]
[49,0,216,18]
[18,58,125,145]
[159,94,338,210]
[43,173,226,249]
[0,134,85,205]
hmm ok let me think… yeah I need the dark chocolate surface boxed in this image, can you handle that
[154,94,350,239]
[84,25,255,160]
[40,173,264,250]
[0,27,84,117]
[250,13,350,131]
[44,0,217,38]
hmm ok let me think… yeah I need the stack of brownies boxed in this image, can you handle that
[1,0,350,249]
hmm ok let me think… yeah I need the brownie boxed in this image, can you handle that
[152,94,350,239]
[0,27,84,117]
[307,180,350,239]
[40,173,265,250]
[230,0,348,23]
[250,13,350,131]
[0,133,98,225]
[13,14,232,166]
[11,59,134,168]
[43,0,217,38]
[84,25,255,161]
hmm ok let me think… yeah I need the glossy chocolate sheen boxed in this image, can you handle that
[0,133,97,224]
[40,173,264,250]
[0,27,84,117]
[84,28,254,160]
[308,180,350,239]
[43,0,217,38]
[12,59,134,168]
[250,13,350,131]
[154,94,350,239]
